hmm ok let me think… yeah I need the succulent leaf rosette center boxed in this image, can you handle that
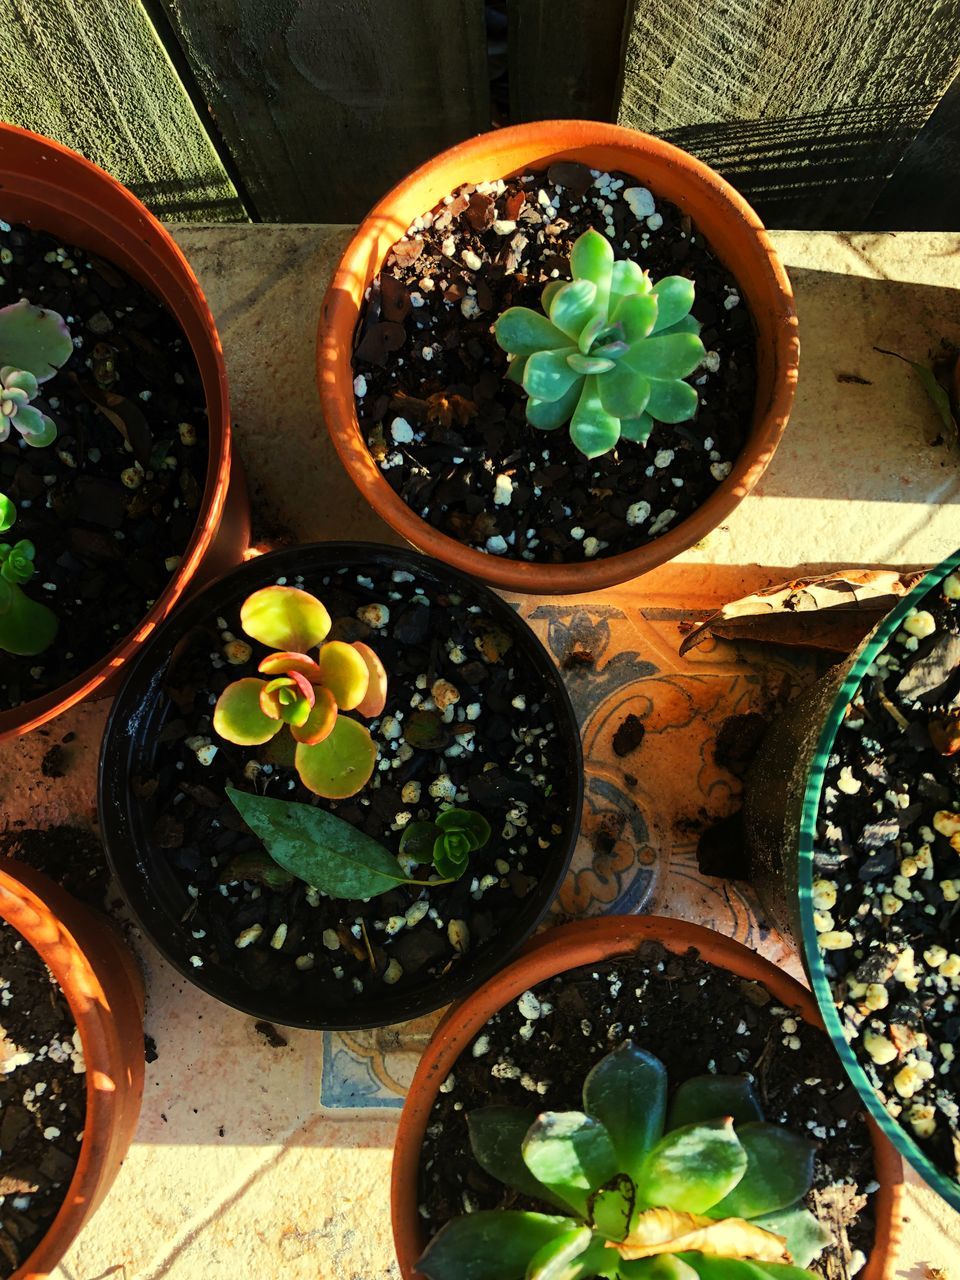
[417,1043,832,1280]
[0,491,58,656]
[213,586,388,800]
[494,228,706,459]
[0,299,73,448]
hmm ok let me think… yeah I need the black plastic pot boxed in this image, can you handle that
[98,542,583,1030]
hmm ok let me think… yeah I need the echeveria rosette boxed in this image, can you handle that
[494,228,706,459]
[0,515,58,656]
[213,585,388,800]
[398,808,492,879]
[0,299,73,448]
[416,1043,831,1280]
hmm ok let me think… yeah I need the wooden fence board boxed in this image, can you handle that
[866,71,960,230]
[0,0,244,221]
[615,0,960,229]
[507,0,630,124]
[159,0,491,223]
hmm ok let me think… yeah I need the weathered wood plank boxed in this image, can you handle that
[507,0,630,124]
[159,0,491,223]
[866,71,960,230]
[616,0,960,229]
[0,0,245,222]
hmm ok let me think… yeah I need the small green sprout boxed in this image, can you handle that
[213,586,388,800]
[0,492,58,656]
[0,299,73,447]
[417,1043,830,1280]
[494,228,705,459]
[398,809,491,879]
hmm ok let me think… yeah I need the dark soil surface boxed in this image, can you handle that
[351,163,756,565]
[0,219,210,710]
[0,917,86,1276]
[419,941,878,1280]
[0,825,111,913]
[813,570,960,1187]
[127,559,576,1014]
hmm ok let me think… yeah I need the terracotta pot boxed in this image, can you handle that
[744,546,960,1212]
[319,120,798,595]
[0,123,250,742]
[0,859,145,1279]
[392,916,902,1280]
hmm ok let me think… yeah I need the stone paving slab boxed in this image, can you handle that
[2,226,959,1278]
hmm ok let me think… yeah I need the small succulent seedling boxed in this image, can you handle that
[417,1043,830,1280]
[214,586,388,799]
[0,492,58,656]
[494,228,705,459]
[0,299,73,447]
[398,809,491,878]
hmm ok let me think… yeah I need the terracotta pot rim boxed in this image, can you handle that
[390,915,902,1280]
[0,122,234,740]
[318,120,799,594]
[0,860,145,1278]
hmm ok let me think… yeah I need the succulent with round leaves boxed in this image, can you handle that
[398,808,492,878]
[0,299,73,447]
[494,229,706,459]
[0,492,58,656]
[213,586,388,800]
[417,1043,831,1280]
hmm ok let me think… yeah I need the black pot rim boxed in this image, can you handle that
[98,540,583,1030]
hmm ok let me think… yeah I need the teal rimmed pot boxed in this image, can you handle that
[745,546,960,1212]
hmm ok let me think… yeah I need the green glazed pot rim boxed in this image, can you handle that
[798,546,960,1212]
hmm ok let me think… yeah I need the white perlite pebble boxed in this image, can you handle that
[391,417,415,444]
[583,537,601,558]
[461,296,480,319]
[837,766,861,795]
[517,990,542,1020]
[645,212,664,231]
[724,293,741,310]
[461,249,482,270]
[626,501,650,527]
[353,374,367,397]
[493,474,513,506]
[943,573,960,600]
[486,534,508,555]
[624,187,656,219]
[648,508,676,536]
[653,449,674,468]
[903,609,935,638]
[493,220,517,235]
[472,1035,491,1057]
[710,461,733,482]
[703,351,721,373]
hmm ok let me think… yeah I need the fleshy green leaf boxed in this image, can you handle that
[0,299,73,381]
[656,314,702,337]
[751,1205,829,1269]
[398,820,439,863]
[225,785,406,897]
[583,1043,667,1181]
[316,640,370,710]
[578,313,607,355]
[434,836,470,879]
[650,278,695,333]
[610,259,650,312]
[214,678,284,746]
[620,415,654,444]
[507,354,529,385]
[613,294,658,343]
[0,494,14,534]
[12,403,57,446]
[241,585,331,652]
[666,1077,763,1132]
[597,362,651,420]
[567,353,616,375]
[570,229,614,312]
[289,686,338,745]
[416,1212,575,1280]
[525,1226,601,1280]
[708,1124,816,1220]
[549,279,599,342]
[0,576,58,656]
[294,715,377,799]
[436,808,491,849]
[468,1107,574,1210]
[622,333,705,381]
[620,1257,701,1280]
[588,1173,636,1243]
[675,1258,816,1280]
[495,308,570,357]
[569,375,621,459]
[645,380,699,424]
[522,1112,620,1217]
[524,348,582,403]
[635,1119,747,1215]
[542,281,566,313]
[527,379,584,432]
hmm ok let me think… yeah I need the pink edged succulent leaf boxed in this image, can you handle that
[259,669,316,726]
[225,786,411,899]
[315,640,370,711]
[213,677,284,746]
[294,714,378,799]
[352,640,388,717]
[0,299,73,382]
[257,650,325,682]
[240,585,332,652]
[289,685,338,746]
